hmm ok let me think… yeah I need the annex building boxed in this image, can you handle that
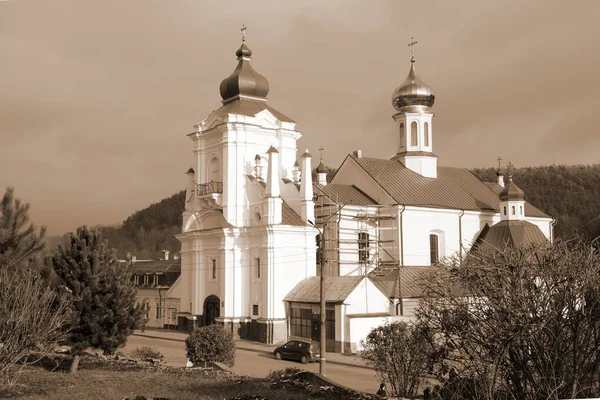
[162,35,553,353]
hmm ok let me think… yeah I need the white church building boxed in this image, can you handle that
[168,35,553,353]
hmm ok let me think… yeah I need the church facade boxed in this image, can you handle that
[170,36,553,352]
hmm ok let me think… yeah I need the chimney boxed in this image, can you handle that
[162,250,170,260]
[300,149,315,223]
[497,173,505,188]
[353,150,362,158]
[265,146,282,224]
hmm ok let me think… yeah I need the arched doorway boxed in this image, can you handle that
[203,295,220,326]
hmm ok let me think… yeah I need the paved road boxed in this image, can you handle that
[123,335,378,394]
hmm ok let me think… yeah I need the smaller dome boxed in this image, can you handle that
[500,177,525,201]
[392,57,435,112]
[219,42,270,103]
[316,162,327,174]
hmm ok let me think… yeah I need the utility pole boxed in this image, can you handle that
[319,225,327,376]
[311,202,347,377]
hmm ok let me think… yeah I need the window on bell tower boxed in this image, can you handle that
[411,121,418,147]
[399,123,405,149]
[424,122,429,147]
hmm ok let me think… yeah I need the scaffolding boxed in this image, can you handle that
[314,192,400,278]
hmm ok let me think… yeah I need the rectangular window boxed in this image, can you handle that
[211,259,217,280]
[358,232,369,264]
[252,304,259,316]
[430,234,439,265]
[256,258,261,279]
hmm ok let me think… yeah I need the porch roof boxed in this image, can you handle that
[284,276,363,303]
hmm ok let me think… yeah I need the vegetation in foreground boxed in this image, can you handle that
[0,356,375,400]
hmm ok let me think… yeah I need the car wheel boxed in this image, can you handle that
[275,351,282,360]
[300,355,308,364]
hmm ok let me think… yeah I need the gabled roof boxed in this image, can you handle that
[474,220,548,249]
[205,99,295,124]
[282,201,308,226]
[315,184,378,206]
[369,266,435,299]
[284,276,363,303]
[345,155,549,218]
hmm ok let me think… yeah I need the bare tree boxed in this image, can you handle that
[0,267,70,384]
[416,238,600,400]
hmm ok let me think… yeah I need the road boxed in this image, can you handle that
[122,335,378,394]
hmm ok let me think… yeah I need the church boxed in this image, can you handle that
[166,33,553,353]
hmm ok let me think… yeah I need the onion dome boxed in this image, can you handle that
[219,40,270,104]
[500,176,525,201]
[392,56,435,112]
[316,162,327,174]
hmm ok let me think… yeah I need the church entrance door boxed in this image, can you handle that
[204,295,220,326]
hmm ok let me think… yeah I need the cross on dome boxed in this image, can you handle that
[241,24,247,43]
[408,36,418,61]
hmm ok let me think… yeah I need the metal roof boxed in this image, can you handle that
[475,220,548,249]
[369,266,435,299]
[315,184,378,206]
[130,260,181,275]
[348,155,549,218]
[484,182,546,217]
[282,201,308,226]
[283,276,363,303]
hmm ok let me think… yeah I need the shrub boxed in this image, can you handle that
[359,321,428,398]
[185,324,235,367]
[130,346,163,361]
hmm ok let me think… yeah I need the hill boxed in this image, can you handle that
[45,164,600,258]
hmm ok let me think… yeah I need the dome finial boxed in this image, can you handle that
[241,24,247,44]
[408,36,418,62]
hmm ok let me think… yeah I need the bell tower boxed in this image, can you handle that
[391,38,437,178]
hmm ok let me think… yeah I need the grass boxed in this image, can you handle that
[0,355,365,400]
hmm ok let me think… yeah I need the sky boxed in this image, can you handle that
[1,0,599,235]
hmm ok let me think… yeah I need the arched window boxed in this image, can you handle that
[411,121,418,146]
[399,123,405,149]
[503,206,507,216]
[424,122,429,146]
[511,206,516,215]
[429,234,439,265]
[520,206,523,215]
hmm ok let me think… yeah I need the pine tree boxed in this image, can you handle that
[49,226,145,373]
[0,187,46,269]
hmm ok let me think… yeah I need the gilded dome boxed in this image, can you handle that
[219,42,270,103]
[392,57,435,112]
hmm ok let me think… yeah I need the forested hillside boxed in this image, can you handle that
[471,164,600,239]
[45,164,600,259]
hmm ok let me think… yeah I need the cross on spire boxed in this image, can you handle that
[241,24,247,43]
[408,36,418,60]
[319,145,325,162]
[497,156,502,170]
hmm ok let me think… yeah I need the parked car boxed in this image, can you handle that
[273,340,320,364]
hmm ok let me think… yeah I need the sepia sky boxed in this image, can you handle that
[1,0,599,235]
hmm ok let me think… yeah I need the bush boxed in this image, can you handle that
[0,267,71,384]
[130,346,163,361]
[359,322,428,398]
[185,324,235,367]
